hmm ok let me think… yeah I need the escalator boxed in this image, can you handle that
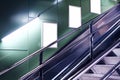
[52,23,120,80]
[41,4,120,80]
[19,3,120,80]
[70,38,120,80]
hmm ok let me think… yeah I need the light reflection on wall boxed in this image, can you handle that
[2,18,40,42]
[1,18,41,49]
[53,0,63,5]
[12,13,28,24]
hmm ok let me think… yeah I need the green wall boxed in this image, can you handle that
[0,0,118,80]
[101,0,118,12]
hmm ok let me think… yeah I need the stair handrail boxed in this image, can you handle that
[20,15,120,80]
[100,61,120,80]
[0,2,119,77]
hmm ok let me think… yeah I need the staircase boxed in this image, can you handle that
[71,40,120,80]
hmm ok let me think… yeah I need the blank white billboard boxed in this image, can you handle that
[90,0,101,14]
[42,22,57,48]
[69,5,81,28]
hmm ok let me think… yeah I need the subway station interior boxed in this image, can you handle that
[0,0,120,80]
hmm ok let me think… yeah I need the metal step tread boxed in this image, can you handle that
[91,64,118,75]
[103,57,120,65]
[91,64,114,72]
[112,48,120,56]
[80,73,120,80]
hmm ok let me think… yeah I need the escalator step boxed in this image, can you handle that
[112,48,120,56]
[91,65,119,76]
[103,57,120,65]
[79,73,120,80]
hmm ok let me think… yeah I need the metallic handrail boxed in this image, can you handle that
[57,19,120,80]
[51,18,120,80]
[0,23,81,76]
[0,2,119,78]
[23,4,120,80]
[91,3,120,26]
[19,29,91,80]
[69,39,120,80]
[20,17,120,80]
[44,15,120,76]
[0,3,113,76]
[101,61,120,80]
